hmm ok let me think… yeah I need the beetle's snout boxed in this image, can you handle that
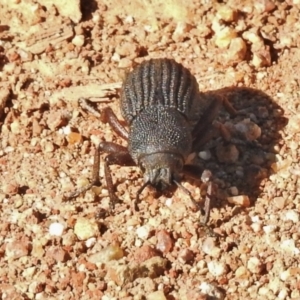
[144,167,172,189]
[139,152,184,189]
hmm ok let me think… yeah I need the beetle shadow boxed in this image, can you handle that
[186,87,287,218]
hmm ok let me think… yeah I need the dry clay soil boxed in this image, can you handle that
[1,0,300,299]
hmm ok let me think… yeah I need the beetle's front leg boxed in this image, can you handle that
[65,142,135,211]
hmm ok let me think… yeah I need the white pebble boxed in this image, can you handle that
[207,260,228,276]
[199,282,225,299]
[165,198,173,207]
[247,257,262,274]
[263,225,277,234]
[284,210,299,223]
[281,239,300,255]
[49,222,64,236]
[199,150,211,160]
[85,237,97,248]
[136,225,151,240]
[72,35,85,47]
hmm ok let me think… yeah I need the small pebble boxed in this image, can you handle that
[263,225,277,234]
[283,210,299,223]
[146,290,166,300]
[178,249,194,264]
[199,150,211,160]
[199,282,225,300]
[72,35,85,47]
[156,230,173,254]
[134,245,158,264]
[247,257,263,274]
[227,195,250,207]
[74,217,99,240]
[6,239,30,259]
[280,239,300,255]
[136,225,151,240]
[207,260,228,276]
[215,27,237,48]
[234,120,261,141]
[85,237,97,248]
[235,266,248,277]
[87,245,124,264]
[217,6,237,22]
[49,222,64,236]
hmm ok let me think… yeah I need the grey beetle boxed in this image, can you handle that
[68,58,237,224]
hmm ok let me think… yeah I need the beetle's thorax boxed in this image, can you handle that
[128,105,192,188]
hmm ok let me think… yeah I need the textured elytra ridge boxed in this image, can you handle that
[120,58,210,126]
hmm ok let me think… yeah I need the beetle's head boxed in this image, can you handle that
[139,152,184,190]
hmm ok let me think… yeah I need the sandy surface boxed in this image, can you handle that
[0,0,300,299]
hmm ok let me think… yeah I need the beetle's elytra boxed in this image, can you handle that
[68,58,238,225]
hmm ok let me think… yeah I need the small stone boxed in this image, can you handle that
[202,237,216,255]
[199,150,211,160]
[247,257,263,274]
[85,237,96,248]
[207,260,228,276]
[217,6,237,22]
[216,144,239,163]
[87,245,124,264]
[284,210,299,223]
[227,195,250,207]
[67,132,83,145]
[271,159,292,173]
[136,225,151,240]
[199,282,225,300]
[115,41,138,57]
[172,22,192,42]
[118,57,132,69]
[280,239,300,255]
[178,249,194,264]
[6,239,30,260]
[72,35,85,47]
[273,197,286,209]
[46,112,68,131]
[74,217,99,240]
[251,223,262,233]
[134,245,158,264]
[156,230,173,254]
[229,186,238,196]
[280,269,294,281]
[49,222,64,236]
[215,27,237,48]
[44,141,55,152]
[46,246,68,262]
[146,291,167,300]
[10,120,20,134]
[288,114,300,134]
[235,266,249,277]
[227,37,247,62]
[252,47,272,68]
[234,119,261,141]
[263,225,277,234]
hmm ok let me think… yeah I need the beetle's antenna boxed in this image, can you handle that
[174,179,209,219]
[133,181,149,212]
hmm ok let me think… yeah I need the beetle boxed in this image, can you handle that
[67,58,237,225]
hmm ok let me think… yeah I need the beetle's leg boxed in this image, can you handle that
[102,143,135,210]
[100,107,128,140]
[65,142,135,210]
[79,98,128,140]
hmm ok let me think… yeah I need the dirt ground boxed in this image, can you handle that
[1,0,300,299]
